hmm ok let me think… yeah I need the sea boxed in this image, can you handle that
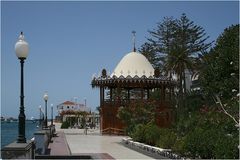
[1,121,39,149]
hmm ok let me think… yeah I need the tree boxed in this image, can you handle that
[199,24,239,126]
[200,24,239,100]
[139,42,161,69]
[143,13,211,98]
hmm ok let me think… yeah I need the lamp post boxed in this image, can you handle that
[51,104,53,126]
[59,109,63,122]
[41,110,44,129]
[43,92,48,128]
[39,105,42,129]
[15,32,29,143]
[84,98,87,107]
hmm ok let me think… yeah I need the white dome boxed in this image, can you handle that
[111,51,154,78]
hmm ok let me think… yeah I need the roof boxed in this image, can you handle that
[92,76,175,88]
[111,51,154,78]
[61,101,76,105]
[91,50,176,88]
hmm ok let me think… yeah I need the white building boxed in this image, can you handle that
[171,69,200,93]
[56,101,91,115]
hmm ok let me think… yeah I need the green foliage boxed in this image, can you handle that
[143,13,211,96]
[182,125,239,159]
[129,23,239,159]
[125,86,239,159]
[131,123,177,149]
[117,106,132,133]
[199,24,239,101]
[172,110,239,159]
[173,112,199,137]
[213,134,239,159]
[131,124,146,143]
[139,42,162,69]
[183,127,217,158]
[60,121,70,129]
[157,128,177,149]
[131,123,170,147]
[149,89,161,100]
[184,91,204,112]
[144,123,161,146]
[172,138,185,155]
[117,101,156,134]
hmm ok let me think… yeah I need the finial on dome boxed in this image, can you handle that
[132,30,136,52]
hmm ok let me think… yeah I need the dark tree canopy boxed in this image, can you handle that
[199,24,239,100]
[139,42,161,69]
[140,13,212,95]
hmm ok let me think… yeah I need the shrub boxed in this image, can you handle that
[213,133,239,159]
[131,123,160,146]
[144,123,160,146]
[131,124,146,143]
[172,137,186,156]
[183,127,220,158]
[157,128,177,149]
[61,121,70,129]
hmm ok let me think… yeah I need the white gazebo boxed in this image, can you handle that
[92,32,176,134]
[92,50,176,134]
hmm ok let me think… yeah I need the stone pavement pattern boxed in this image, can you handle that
[54,123,153,159]
[48,131,70,155]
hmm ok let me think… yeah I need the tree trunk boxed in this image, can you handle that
[178,70,184,119]
[183,69,186,94]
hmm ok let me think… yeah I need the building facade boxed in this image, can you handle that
[56,101,90,114]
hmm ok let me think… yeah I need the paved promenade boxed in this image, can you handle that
[54,123,153,159]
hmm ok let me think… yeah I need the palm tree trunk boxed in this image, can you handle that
[183,69,186,94]
[179,71,183,100]
[178,70,183,118]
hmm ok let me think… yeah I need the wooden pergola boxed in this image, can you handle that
[92,69,176,134]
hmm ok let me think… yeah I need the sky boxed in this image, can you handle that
[1,1,239,119]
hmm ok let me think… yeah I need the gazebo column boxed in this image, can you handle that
[102,87,105,104]
[141,88,144,100]
[100,86,105,106]
[127,89,130,100]
[110,88,113,101]
[147,89,150,100]
[158,88,161,100]
[100,87,102,106]
[161,85,164,103]
[169,85,172,101]
[163,86,166,101]
[117,86,121,103]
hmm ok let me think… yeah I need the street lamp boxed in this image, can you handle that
[39,105,42,129]
[84,97,87,107]
[43,92,48,128]
[51,104,53,126]
[15,31,29,143]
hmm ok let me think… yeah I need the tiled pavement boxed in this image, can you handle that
[48,131,71,155]
[66,134,153,159]
[52,123,154,159]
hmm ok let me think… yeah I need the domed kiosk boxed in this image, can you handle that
[112,51,154,78]
[92,49,176,135]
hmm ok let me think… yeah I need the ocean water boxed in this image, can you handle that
[1,121,39,148]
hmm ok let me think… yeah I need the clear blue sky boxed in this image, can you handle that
[1,1,239,119]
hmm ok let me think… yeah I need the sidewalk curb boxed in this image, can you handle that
[122,137,182,159]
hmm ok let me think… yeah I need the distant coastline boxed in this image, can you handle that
[1,116,38,122]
